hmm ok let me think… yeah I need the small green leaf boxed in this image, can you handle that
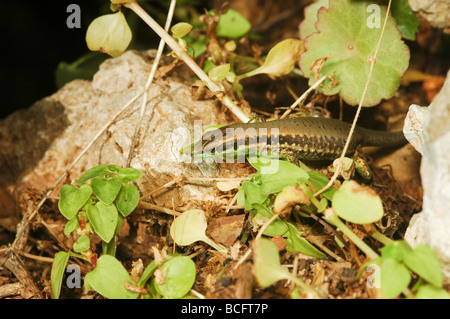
[251,203,288,237]
[380,241,412,262]
[154,255,196,299]
[170,209,227,253]
[252,238,295,288]
[64,217,79,237]
[381,0,420,41]
[307,171,336,201]
[91,176,122,205]
[84,255,139,299]
[415,284,450,299]
[58,184,92,220]
[87,202,119,243]
[240,39,302,78]
[117,167,142,182]
[171,22,193,38]
[381,258,411,299]
[86,11,132,57]
[238,181,268,210]
[73,235,90,253]
[107,164,122,172]
[251,159,309,195]
[332,180,384,224]
[403,245,443,288]
[51,251,70,299]
[208,64,230,82]
[285,223,325,258]
[116,184,140,217]
[76,165,110,184]
[215,9,251,39]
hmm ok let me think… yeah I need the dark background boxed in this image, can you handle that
[0,0,195,119]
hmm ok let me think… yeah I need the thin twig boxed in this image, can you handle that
[314,0,393,196]
[126,0,177,167]
[280,75,328,119]
[125,0,250,123]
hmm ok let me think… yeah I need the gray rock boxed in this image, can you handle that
[0,50,237,206]
[405,70,450,286]
[408,0,450,32]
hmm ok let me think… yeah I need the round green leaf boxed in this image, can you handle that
[87,202,118,243]
[154,256,196,299]
[91,176,122,205]
[299,0,410,106]
[73,235,90,253]
[381,258,411,299]
[51,251,70,299]
[215,9,251,39]
[58,184,92,220]
[332,180,384,224]
[208,63,230,82]
[84,255,139,299]
[116,184,140,217]
[415,285,450,299]
[86,11,132,57]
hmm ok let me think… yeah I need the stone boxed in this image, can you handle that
[405,70,450,286]
[408,0,450,33]
[0,50,245,208]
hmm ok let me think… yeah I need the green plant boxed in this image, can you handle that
[51,164,141,298]
[362,241,450,299]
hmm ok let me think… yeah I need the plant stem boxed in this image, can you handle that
[369,225,393,246]
[323,209,379,260]
[125,0,250,123]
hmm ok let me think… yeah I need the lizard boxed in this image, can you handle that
[187,116,407,180]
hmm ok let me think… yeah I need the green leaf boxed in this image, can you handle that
[415,284,450,299]
[299,0,410,106]
[238,181,268,210]
[84,255,139,299]
[73,235,90,253]
[116,184,140,217]
[87,202,119,243]
[251,158,309,195]
[332,180,384,224]
[380,240,412,262]
[63,217,79,237]
[208,64,230,82]
[91,176,122,205]
[154,256,196,299]
[299,0,329,40]
[171,22,193,38]
[86,11,132,57]
[240,39,303,78]
[285,223,325,258]
[403,245,443,288]
[117,167,142,182]
[251,203,288,237]
[381,0,420,41]
[252,238,296,288]
[307,171,336,201]
[170,209,227,253]
[76,165,110,184]
[215,9,251,39]
[51,251,70,299]
[381,258,411,299]
[58,184,92,220]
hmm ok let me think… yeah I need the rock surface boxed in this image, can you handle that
[0,50,246,207]
[405,70,450,286]
[409,0,450,33]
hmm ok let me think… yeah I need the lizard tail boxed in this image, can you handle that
[359,129,407,148]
